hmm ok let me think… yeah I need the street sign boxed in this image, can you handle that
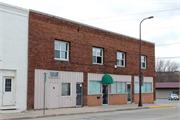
[44,73,46,82]
[141,72,144,86]
[43,73,46,114]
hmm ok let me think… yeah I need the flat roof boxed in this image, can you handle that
[156,82,180,88]
[30,9,155,45]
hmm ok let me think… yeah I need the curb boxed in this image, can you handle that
[149,105,175,109]
[0,105,175,120]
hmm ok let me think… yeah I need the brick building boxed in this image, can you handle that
[27,10,155,110]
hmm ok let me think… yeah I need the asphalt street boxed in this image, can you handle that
[22,99,180,120]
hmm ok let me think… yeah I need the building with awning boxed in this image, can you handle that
[102,74,114,84]
[27,9,155,109]
[0,2,155,111]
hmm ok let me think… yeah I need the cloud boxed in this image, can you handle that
[1,0,179,64]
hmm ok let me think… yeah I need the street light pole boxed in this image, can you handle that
[138,16,153,107]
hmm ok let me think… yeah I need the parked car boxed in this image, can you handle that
[168,94,179,100]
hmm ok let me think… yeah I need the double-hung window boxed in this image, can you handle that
[54,40,69,61]
[141,55,146,69]
[93,47,103,64]
[117,52,125,67]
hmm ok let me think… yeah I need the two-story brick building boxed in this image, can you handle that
[27,10,155,110]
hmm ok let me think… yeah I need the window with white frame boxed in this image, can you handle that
[89,81,101,94]
[93,47,103,64]
[61,83,71,96]
[117,52,125,67]
[112,82,126,93]
[141,55,146,69]
[54,40,69,60]
[135,82,152,93]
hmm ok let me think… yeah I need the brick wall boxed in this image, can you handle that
[87,95,102,106]
[134,93,154,104]
[27,11,155,109]
[109,94,127,105]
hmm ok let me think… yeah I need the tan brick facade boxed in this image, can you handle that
[109,94,127,105]
[27,11,155,109]
[134,93,154,104]
[87,95,102,106]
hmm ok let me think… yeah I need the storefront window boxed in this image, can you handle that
[122,82,126,93]
[112,82,126,93]
[135,82,139,93]
[135,82,152,93]
[89,81,101,94]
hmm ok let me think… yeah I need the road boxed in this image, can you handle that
[22,99,180,120]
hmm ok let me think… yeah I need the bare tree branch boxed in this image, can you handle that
[155,59,180,82]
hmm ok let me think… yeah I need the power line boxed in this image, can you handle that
[155,56,180,59]
[78,8,180,21]
[118,26,179,32]
[84,14,180,24]
[156,43,180,47]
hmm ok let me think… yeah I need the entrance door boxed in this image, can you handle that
[76,83,83,106]
[127,83,131,103]
[102,85,108,105]
[47,84,59,108]
[3,78,14,106]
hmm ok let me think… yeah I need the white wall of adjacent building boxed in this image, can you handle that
[0,2,29,112]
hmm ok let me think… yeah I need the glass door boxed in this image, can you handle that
[127,83,131,103]
[102,85,108,105]
[76,83,83,106]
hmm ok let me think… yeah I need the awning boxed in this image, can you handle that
[102,74,114,84]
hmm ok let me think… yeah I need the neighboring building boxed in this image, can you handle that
[156,82,180,98]
[27,10,155,110]
[156,71,180,99]
[0,2,29,112]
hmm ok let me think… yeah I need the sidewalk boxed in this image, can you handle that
[0,103,175,120]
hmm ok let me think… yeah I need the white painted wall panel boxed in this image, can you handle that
[34,69,83,109]
[0,2,29,112]
[134,76,153,82]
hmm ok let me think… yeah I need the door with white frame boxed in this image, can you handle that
[127,83,132,103]
[2,78,14,106]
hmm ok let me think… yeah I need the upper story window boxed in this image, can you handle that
[141,55,146,69]
[93,47,103,64]
[117,52,125,67]
[54,40,69,61]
